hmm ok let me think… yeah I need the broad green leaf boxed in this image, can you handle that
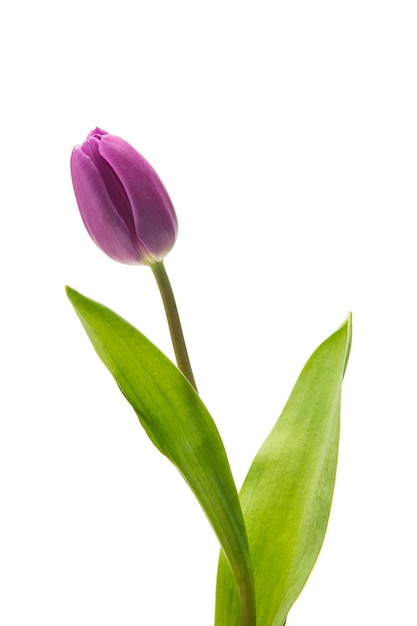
[215,315,352,626]
[66,287,255,626]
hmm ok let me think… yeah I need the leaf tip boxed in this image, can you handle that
[65,285,81,307]
[342,311,353,376]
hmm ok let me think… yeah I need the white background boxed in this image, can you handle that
[1,1,416,624]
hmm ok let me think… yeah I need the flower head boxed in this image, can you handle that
[70,128,178,264]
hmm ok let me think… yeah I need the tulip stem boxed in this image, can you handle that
[152,261,256,626]
[151,261,198,392]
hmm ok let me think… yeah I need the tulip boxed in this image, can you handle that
[70,128,178,265]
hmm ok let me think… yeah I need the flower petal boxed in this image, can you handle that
[70,147,141,264]
[98,135,178,260]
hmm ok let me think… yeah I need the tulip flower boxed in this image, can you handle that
[70,127,195,388]
[70,128,178,265]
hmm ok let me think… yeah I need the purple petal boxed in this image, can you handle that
[70,147,141,264]
[87,127,108,140]
[98,135,178,260]
[81,135,136,240]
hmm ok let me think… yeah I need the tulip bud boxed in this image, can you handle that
[70,128,178,265]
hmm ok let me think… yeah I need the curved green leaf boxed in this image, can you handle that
[215,315,352,626]
[66,286,255,626]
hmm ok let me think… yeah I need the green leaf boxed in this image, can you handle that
[215,315,352,626]
[66,287,256,626]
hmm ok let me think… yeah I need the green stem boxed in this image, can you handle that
[151,260,198,392]
[152,261,256,626]
[239,578,257,626]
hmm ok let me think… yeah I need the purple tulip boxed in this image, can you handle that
[70,128,178,265]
